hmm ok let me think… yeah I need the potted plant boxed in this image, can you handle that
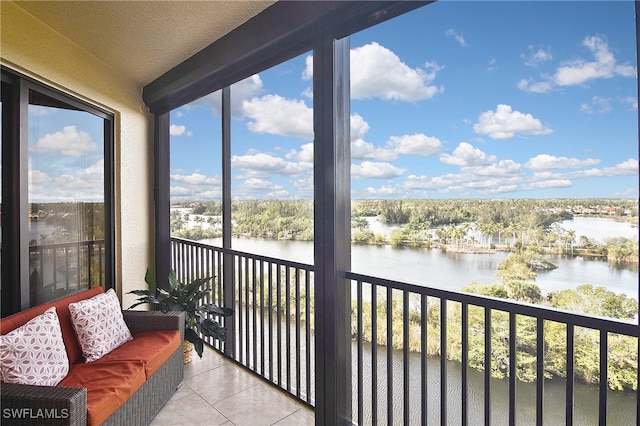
[128,268,233,362]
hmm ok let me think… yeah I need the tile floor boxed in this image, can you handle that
[150,347,315,426]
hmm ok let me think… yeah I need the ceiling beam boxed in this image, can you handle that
[143,1,431,113]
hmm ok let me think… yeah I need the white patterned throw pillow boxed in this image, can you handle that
[0,307,70,386]
[68,288,133,362]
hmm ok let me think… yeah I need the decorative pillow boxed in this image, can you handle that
[0,307,69,386]
[68,288,133,362]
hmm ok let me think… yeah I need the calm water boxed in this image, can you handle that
[201,216,638,424]
[352,341,638,425]
[204,217,638,300]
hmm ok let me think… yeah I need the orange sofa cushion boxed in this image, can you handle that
[96,330,181,378]
[58,360,146,426]
[0,287,105,365]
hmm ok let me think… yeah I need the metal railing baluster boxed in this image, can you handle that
[566,324,575,426]
[168,237,639,422]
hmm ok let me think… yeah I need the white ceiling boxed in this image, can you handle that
[14,1,275,86]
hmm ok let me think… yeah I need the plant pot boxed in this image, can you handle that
[183,340,194,364]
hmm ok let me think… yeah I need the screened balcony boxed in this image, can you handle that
[169,237,639,425]
[2,1,638,425]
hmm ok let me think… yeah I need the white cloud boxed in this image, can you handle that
[356,154,635,198]
[362,185,399,197]
[304,43,443,102]
[76,159,104,181]
[350,113,370,141]
[439,142,496,166]
[486,57,497,72]
[31,125,96,157]
[473,104,552,140]
[463,160,522,176]
[286,143,314,163]
[170,172,219,185]
[236,178,289,199]
[188,74,263,117]
[170,124,192,137]
[242,178,285,191]
[350,42,443,101]
[517,79,554,94]
[169,171,222,201]
[29,105,56,116]
[232,152,310,176]
[352,139,397,161]
[388,133,442,156]
[602,158,639,176]
[350,113,397,161]
[526,179,573,189]
[29,169,51,184]
[242,95,313,140]
[579,96,612,115]
[29,159,105,203]
[522,46,552,67]
[445,29,466,47]
[302,55,313,80]
[623,96,638,110]
[483,185,519,195]
[291,175,314,198]
[170,186,192,196]
[170,185,222,201]
[352,161,406,179]
[519,35,635,93]
[525,154,600,170]
[554,35,635,86]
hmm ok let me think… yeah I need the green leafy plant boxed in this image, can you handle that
[128,268,233,358]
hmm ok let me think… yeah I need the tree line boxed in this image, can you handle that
[171,198,638,263]
[352,246,638,392]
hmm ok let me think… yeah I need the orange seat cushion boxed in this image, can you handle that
[96,330,181,378]
[0,287,104,364]
[58,360,146,426]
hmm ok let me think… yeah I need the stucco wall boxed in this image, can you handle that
[0,2,154,306]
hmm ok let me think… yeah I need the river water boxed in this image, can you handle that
[200,216,638,424]
[203,217,638,300]
[352,341,638,425]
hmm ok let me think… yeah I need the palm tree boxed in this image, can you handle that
[566,229,576,253]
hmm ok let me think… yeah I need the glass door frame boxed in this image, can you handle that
[1,67,115,315]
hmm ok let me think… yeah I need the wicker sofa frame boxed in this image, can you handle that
[1,310,185,426]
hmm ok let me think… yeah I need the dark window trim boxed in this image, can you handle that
[1,66,115,315]
[143,1,430,114]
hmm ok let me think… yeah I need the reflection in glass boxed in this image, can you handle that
[28,91,105,305]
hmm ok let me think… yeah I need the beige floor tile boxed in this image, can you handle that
[150,393,229,426]
[272,408,315,426]
[213,382,303,426]
[166,381,195,402]
[186,364,262,405]
[184,350,227,379]
[154,346,314,425]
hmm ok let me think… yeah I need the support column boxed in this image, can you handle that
[154,112,171,290]
[313,36,352,425]
[222,86,236,356]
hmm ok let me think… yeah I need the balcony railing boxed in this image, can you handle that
[171,237,639,424]
[171,237,315,405]
[29,240,106,305]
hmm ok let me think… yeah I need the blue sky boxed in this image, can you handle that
[27,106,104,203]
[168,1,638,201]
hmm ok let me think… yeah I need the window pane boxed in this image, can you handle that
[230,55,314,262]
[349,1,638,306]
[170,90,223,241]
[28,90,105,305]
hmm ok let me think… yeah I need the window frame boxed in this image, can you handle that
[0,66,115,315]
